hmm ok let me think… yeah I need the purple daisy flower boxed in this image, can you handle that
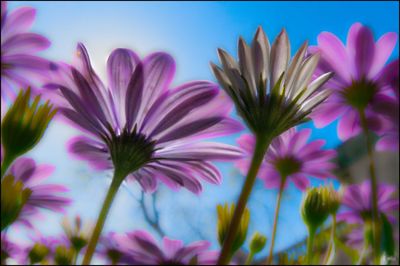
[115,230,218,265]
[6,157,71,227]
[1,1,51,105]
[235,128,337,191]
[337,180,399,246]
[309,23,398,141]
[338,180,399,225]
[372,60,399,151]
[45,43,243,194]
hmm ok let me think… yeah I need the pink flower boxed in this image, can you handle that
[236,128,336,191]
[310,23,398,141]
[115,230,218,265]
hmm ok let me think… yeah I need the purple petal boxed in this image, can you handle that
[163,238,184,259]
[2,7,35,36]
[337,110,361,141]
[354,26,375,79]
[369,32,398,78]
[155,142,243,161]
[67,136,111,170]
[2,33,50,55]
[317,32,351,83]
[136,53,176,127]
[125,63,144,130]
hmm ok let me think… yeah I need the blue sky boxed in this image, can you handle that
[7,0,399,260]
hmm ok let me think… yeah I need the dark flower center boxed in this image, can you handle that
[105,126,156,179]
[342,78,378,111]
[275,156,301,177]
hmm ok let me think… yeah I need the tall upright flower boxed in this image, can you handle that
[309,23,399,262]
[310,23,398,141]
[45,43,243,263]
[337,181,399,247]
[210,26,333,264]
[115,230,219,265]
[5,157,70,228]
[1,1,51,108]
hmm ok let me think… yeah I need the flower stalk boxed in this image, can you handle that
[306,226,316,264]
[217,136,270,265]
[323,214,337,265]
[266,176,287,264]
[359,110,380,264]
[82,170,126,265]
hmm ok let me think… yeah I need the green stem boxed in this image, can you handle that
[1,152,17,178]
[266,177,286,265]
[306,227,316,265]
[244,251,254,265]
[357,237,369,265]
[82,172,125,265]
[217,136,270,265]
[359,110,380,264]
[323,214,337,265]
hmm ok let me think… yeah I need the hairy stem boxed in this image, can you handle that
[306,227,316,265]
[82,172,125,265]
[323,214,337,265]
[266,177,287,264]
[359,110,381,264]
[217,136,270,265]
[245,251,254,265]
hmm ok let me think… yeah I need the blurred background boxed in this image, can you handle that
[6,1,399,263]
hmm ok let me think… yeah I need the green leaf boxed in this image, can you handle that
[380,213,395,258]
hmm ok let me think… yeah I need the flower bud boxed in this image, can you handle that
[217,203,250,255]
[1,175,31,230]
[28,243,50,264]
[249,232,267,254]
[301,186,331,230]
[325,185,341,215]
[61,216,91,251]
[1,88,56,163]
[54,245,74,265]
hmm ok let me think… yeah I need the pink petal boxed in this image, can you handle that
[2,7,35,36]
[369,32,398,78]
[317,32,352,83]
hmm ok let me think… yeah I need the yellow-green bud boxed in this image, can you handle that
[325,185,341,215]
[249,232,267,254]
[1,175,32,230]
[28,243,50,264]
[1,88,56,167]
[54,245,74,265]
[217,203,250,255]
[61,216,90,251]
[301,186,331,231]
